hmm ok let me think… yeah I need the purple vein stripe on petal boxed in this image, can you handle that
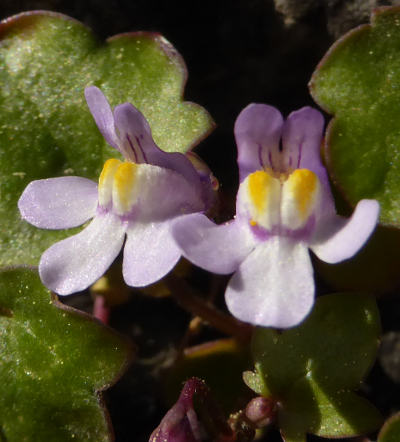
[282,107,324,174]
[258,144,264,169]
[135,135,148,163]
[114,102,157,163]
[126,134,139,163]
[282,106,335,217]
[297,141,303,168]
[114,101,202,189]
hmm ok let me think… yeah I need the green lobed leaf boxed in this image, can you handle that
[378,412,400,442]
[251,293,382,441]
[309,6,400,227]
[0,266,132,441]
[0,11,214,266]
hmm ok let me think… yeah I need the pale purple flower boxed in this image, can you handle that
[172,104,380,328]
[18,86,207,295]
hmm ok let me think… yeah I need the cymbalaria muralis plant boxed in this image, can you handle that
[2,5,400,442]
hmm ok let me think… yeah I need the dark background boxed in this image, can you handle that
[2,1,400,441]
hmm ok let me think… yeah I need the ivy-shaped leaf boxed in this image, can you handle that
[250,293,382,442]
[0,11,214,266]
[378,412,400,442]
[310,6,400,227]
[0,266,132,441]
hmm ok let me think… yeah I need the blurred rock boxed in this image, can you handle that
[274,0,319,25]
[326,0,377,37]
[379,332,400,384]
[274,0,400,38]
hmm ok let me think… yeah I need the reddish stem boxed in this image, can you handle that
[166,274,253,344]
[93,295,110,324]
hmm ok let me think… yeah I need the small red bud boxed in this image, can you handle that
[245,397,276,428]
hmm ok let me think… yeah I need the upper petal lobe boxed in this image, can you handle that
[114,102,202,189]
[235,104,283,181]
[85,86,120,150]
[282,107,335,218]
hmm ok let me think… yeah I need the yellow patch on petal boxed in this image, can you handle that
[281,169,320,229]
[287,169,318,216]
[245,170,281,230]
[99,159,121,188]
[248,170,274,214]
[98,158,122,206]
[113,162,138,215]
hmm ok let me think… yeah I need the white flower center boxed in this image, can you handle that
[98,158,204,221]
[243,168,321,232]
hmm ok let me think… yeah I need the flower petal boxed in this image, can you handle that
[126,163,204,221]
[123,220,180,287]
[113,102,156,163]
[39,213,126,295]
[85,86,120,150]
[282,107,324,170]
[113,103,201,189]
[186,151,219,210]
[225,236,315,328]
[310,199,380,264]
[282,107,335,217]
[147,149,203,196]
[172,213,256,274]
[18,177,98,229]
[235,103,284,182]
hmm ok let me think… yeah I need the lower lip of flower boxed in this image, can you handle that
[245,168,320,233]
